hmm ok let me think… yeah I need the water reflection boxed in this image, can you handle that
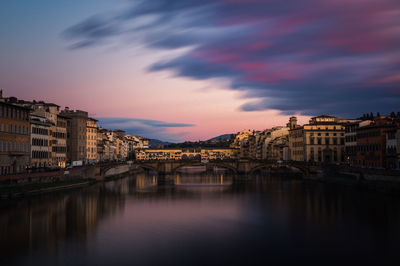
[1,168,400,265]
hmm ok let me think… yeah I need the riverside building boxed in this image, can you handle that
[289,115,346,163]
[0,101,30,175]
[356,116,400,168]
[86,118,98,163]
[61,108,88,163]
[30,115,51,168]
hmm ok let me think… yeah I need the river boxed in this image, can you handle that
[1,167,400,265]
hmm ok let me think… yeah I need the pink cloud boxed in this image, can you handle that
[235,62,269,71]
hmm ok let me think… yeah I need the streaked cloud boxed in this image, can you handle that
[66,0,400,116]
[96,117,195,142]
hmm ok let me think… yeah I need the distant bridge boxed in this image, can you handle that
[83,160,319,180]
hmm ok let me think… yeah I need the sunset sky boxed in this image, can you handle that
[1,0,399,142]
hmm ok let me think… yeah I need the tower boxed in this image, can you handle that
[287,116,297,129]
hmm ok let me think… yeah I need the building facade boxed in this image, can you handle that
[54,115,68,168]
[0,102,31,175]
[200,148,238,160]
[289,115,346,163]
[356,117,399,168]
[135,148,237,161]
[30,115,51,168]
[263,126,289,161]
[344,120,372,165]
[61,108,88,163]
[86,118,98,163]
[386,129,398,169]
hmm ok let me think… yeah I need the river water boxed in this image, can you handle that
[1,167,400,266]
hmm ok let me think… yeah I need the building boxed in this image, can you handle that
[356,116,399,168]
[30,103,60,167]
[61,108,88,163]
[86,118,98,163]
[96,128,120,162]
[0,101,31,175]
[289,115,346,163]
[181,148,202,160]
[201,148,237,160]
[263,126,289,161]
[10,98,69,168]
[135,148,183,160]
[117,137,128,161]
[231,130,254,159]
[344,120,372,165]
[54,115,68,168]
[386,129,398,169]
[397,129,400,169]
[135,148,237,161]
[96,128,106,162]
[288,117,305,161]
[266,137,289,161]
[30,115,51,168]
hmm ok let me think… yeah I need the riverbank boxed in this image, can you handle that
[305,172,400,195]
[0,178,96,199]
[0,168,140,199]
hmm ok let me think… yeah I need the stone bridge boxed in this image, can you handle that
[84,160,318,180]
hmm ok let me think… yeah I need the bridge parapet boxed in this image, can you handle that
[88,159,318,180]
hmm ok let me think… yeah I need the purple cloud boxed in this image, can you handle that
[64,0,400,116]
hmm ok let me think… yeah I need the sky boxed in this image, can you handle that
[1,0,399,142]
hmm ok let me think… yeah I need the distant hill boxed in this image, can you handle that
[149,139,172,148]
[148,134,235,149]
[207,134,234,142]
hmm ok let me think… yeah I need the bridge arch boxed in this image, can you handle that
[131,163,159,174]
[172,162,205,173]
[248,165,274,176]
[208,162,238,174]
[171,161,238,175]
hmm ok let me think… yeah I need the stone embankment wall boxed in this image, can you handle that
[0,168,84,187]
[104,165,131,177]
[337,166,400,182]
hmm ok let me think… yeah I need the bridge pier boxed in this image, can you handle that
[206,164,214,172]
[157,173,175,186]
